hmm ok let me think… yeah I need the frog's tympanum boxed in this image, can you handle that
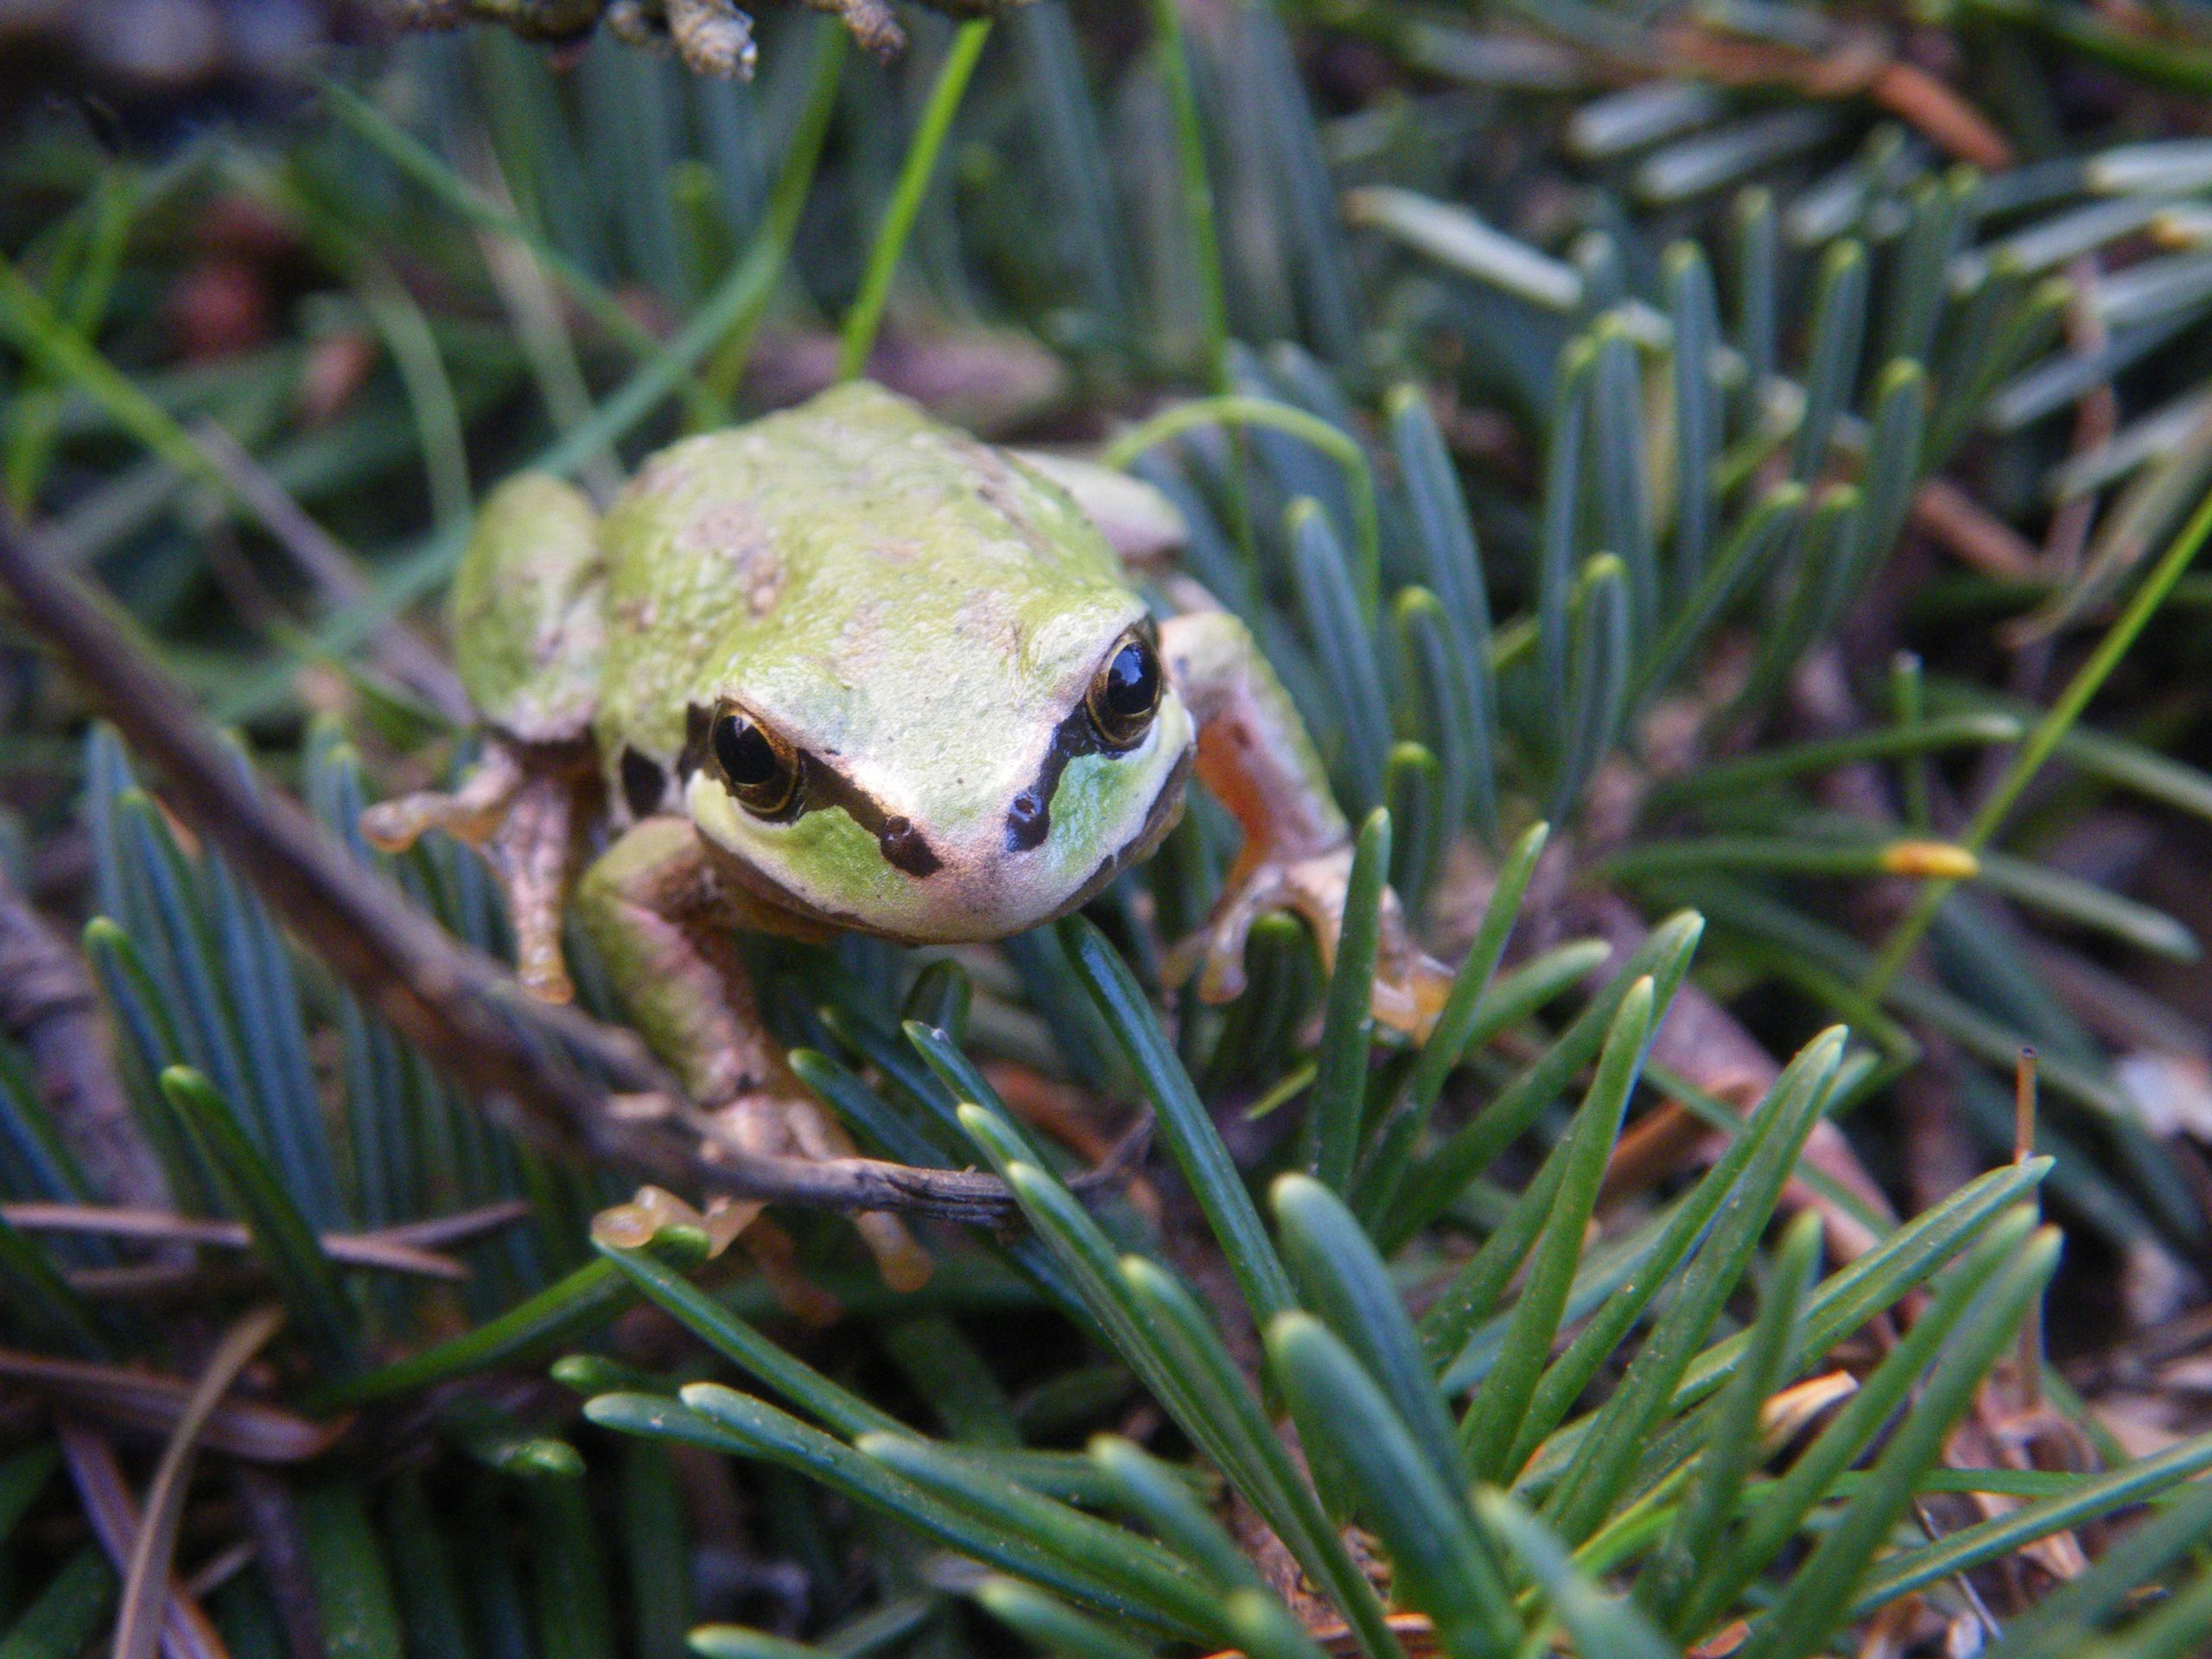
[365,383,1445,1280]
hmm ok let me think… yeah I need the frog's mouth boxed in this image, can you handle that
[692,715,1194,945]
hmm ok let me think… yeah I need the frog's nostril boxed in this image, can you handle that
[1006,789,1050,852]
[878,816,942,877]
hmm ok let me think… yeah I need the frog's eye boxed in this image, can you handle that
[708,703,802,817]
[1086,626,1163,750]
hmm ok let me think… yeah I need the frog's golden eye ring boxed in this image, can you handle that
[709,703,802,817]
[1087,626,1163,750]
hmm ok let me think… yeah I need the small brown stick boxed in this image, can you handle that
[0,868,170,1209]
[1653,23,2014,170]
[0,512,1034,1224]
[1866,61,2015,174]
[2004,254,2121,649]
[186,420,474,724]
[1911,1493,2006,1642]
[370,1197,534,1248]
[1,1350,350,1461]
[2049,253,2120,575]
[115,1306,288,1659]
[2,1203,471,1281]
[58,1421,228,1659]
[1912,479,2044,579]
[2016,1046,2044,1410]
[67,1262,304,1303]
[181,1539,256,1604]
[1687,1621,1750,1659]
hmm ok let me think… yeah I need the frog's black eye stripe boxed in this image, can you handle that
[1086,626,1162,750]
[708,702,802,817]
[619,747,668,818]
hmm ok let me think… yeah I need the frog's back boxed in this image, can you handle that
[594,382,1136,766]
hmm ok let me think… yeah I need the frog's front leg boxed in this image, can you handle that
[362,738,597,1003]
[575,816,931,1290]
[361,473,608,1004]
[1161,609,1449,1037]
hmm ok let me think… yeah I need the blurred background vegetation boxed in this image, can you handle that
[10,2,2212,1656]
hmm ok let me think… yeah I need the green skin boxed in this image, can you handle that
[366,385,1435,1225]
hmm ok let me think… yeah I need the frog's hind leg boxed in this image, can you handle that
[575,816,932,1292]
[1160,608,1452,1038]
[361,739,596,1005]
[1013,449,1188,571]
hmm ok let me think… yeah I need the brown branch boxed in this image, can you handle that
[58,1421,229,1659]
[0,865,171,1209]
[1524,685,1897,1258]
[8,1351,350,1462]
[3,1203,474,1281]
[115,1306,288,1659]
[1566,884,1894,1261]
[186,419,474,726]
[1654,22,2014,171]
[369,1197,533,1248]
[0,512,1033,1225]
[1913,479,2044,580]
[66,1263,319,1303]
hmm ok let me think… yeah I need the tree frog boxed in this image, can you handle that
[364,383,1441,1267]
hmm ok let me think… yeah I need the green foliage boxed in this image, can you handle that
[7,3,2212,1656]
[582,942,2210,1656]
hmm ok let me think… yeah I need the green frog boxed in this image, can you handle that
[365,383,1441,1273]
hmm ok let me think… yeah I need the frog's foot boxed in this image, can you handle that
[361,741,593,1004]
[703,1090,935,1294]
[1168,844,1452,1039]
[593,1183,762,1255]
[804,0,906,57]
[361,741,526,852]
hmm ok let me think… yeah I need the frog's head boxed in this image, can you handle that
[685,600,1195,945]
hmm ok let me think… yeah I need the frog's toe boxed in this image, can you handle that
[1286,856,1452,1038]
[592,1184,760,1255]
[359,787,493,854]
[782,1099,932,1291]
[708,1091,934,1293]
[854,1213,932,1292]
[1166,869,1281,1006]
[1368,945,1452,1038]
[1180,845,1452,1038]
[359,745,524,853]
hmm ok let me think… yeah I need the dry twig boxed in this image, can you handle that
[3,1203,477,1281]
[3,1350,350,1461]
[115,1306,288,1659]
[1654,22,2014,171]
[186,420,474,723]
[0,867,169,1208]
[59,1421,228,1659]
